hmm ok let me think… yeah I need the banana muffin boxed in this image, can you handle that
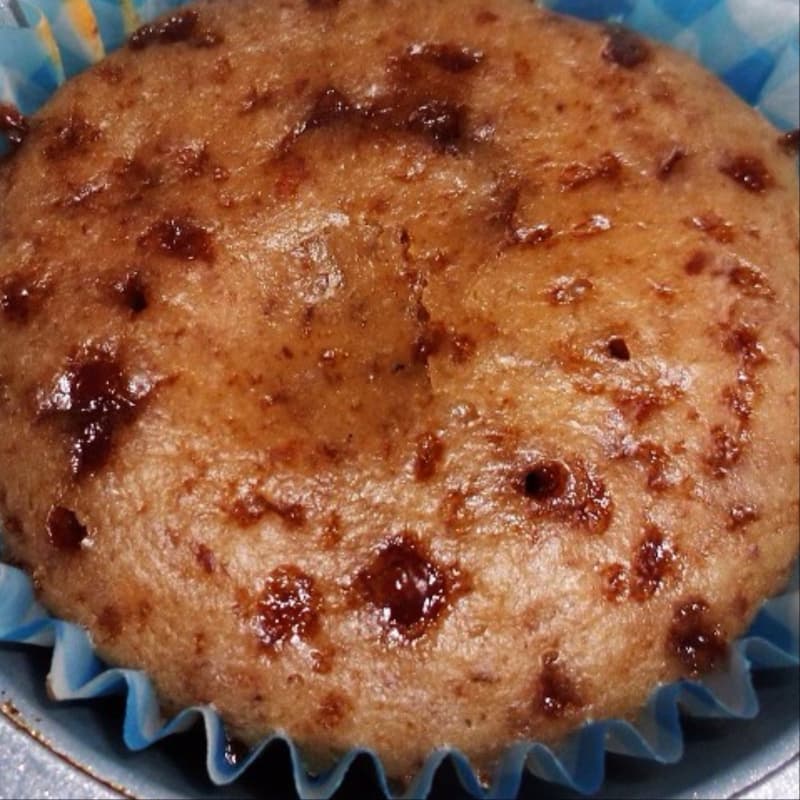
[0,0,798,781]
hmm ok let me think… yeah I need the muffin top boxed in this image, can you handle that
[0,0,798,781]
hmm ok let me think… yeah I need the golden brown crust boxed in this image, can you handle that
[0,0,798,780]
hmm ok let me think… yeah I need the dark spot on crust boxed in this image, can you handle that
[657,145,686,178]
[667,598,727,676]
[37,346,153,478]
[138,216,214,262]
[229,488,305,528]
[632,441,671,491]
[406,99,466,153]
[193,542,217,574]
[412,321,447,364]
[630,527,675,601]
[601,562,628,602]
[97,605,123,639]
[559,151,622,190]
[705,425,742,478]
[129,10,199,49]
[355,533,466,642]
[1,273,45,323]
[728,503,759,530]
[517,458,613,534]
[112,271,148,314]
[728,261,774,299]
[406,42,484,73]
[778,128,799,153]
[607,336,630,361]
[307,0,340,8]
[0,102,28,151]
[548,276,594,305]
[414,432,445,481]
[254,565,320,650]
[475,10,499,24]
[521,461,569,500]
[602,24,650,68]
[689,212,735,243]
[719,154,773,193]
[450,333,477,363]
[536,652,583,718]
[46,506,88,551]
[684,250,708,275]
[43,114,101,160]
[317,691,350,730]
[723,323,766,366]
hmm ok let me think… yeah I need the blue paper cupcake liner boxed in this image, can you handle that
[1,0,798,796]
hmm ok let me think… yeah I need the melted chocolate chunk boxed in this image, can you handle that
[631,527,675,600]
[254,565,320,650]
[1,273,39,323]
[657,145,686,178]
[355,534,458,641]
[778,128,800,153]
[414,432,445,481]
[517,459,613,534]
[406,99,465,152]
[138,216,214,261]
[607,336,630,361]
[0,102,28,151]
[37,347,153,477]
[112,271,148,313]
[602,24,650,68]
[129,10,199,49]
[46,505,88,551]
[728,503,759,530]
[44,114,101,160]
[536,653,583,718]
[719,154,773,192]
[667,598,727,676]
[406,42,485,73]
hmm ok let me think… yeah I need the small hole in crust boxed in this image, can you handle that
[522,461,568,500]
[607,336,631,361]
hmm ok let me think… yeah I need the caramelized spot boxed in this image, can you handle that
[0,102,28,151]
[414,432,445,481]
[706,425,742,478]
[193,542,217,574]
[412,321,447,364]
[719,154,772,192]
[607,336,630,361]
[601,563,628,602]
[254,565,320,650]
[667,598,727,676]
[723,324,766,365]
[317,691,350,730]
[112,271,148,313]
[355,533,459,641]
[229,489,305,528]
[129,10,199,49]
[241,86,276,114]
[37,347,153,477]
[631,527,675,601]
[138,216,214,262]
[548,276,593,305]
[684,250,708,275]
[406,100,466,153]
[273,153,309,200]
[475,10,499,24]
[46,506,88,551]
[689,213,735,243]
[633,441,671,491]
[728,261,774,299]
[1,273,41,323]
[517,459,613,534]
[44,114,101,160]
[559,151,621,190]
[450,333,476,363]
[406,42,484,73]
[657,145,686,178]
[97,605,123,639]
[536,652,583,718]
[602,25,650,68]
[778,129,799,153]
[728,503,759,530]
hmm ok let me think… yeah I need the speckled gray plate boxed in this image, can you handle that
[0,639,798,799]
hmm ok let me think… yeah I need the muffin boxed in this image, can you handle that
[0,0,797,782]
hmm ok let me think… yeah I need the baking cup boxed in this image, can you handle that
[1,0,798,796]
